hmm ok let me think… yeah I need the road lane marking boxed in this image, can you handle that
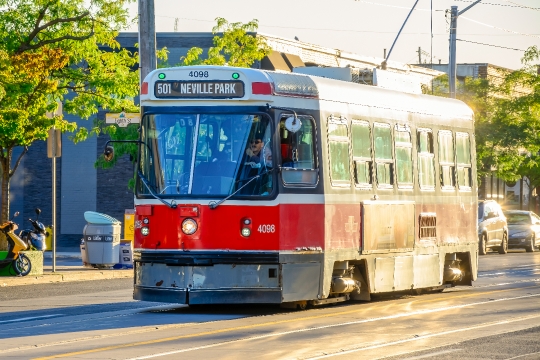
[30,286,540,360]
[506,351,540,359]
[126,297,540,360]
[33,292,540,360]
[306,313,540,359]
[0,314,62,324]
[394,349,462,359]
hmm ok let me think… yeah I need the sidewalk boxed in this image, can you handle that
[0,251,133,287]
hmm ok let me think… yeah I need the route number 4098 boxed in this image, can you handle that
[257,224,276,233]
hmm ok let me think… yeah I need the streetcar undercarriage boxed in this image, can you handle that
[133,249,475,305]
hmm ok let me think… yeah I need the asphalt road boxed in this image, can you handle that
[1,250,540,360]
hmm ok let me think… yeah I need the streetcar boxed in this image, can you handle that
[104,65,478,307]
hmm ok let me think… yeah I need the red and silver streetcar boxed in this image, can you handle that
[105,65,478,307]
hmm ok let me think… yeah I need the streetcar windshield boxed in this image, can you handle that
[138,113,274,197]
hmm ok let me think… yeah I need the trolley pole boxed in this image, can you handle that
[138,0,157,84]
[448,0,482,98]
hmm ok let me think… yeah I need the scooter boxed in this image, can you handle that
[19,208,47,251]
[0,212,32,276]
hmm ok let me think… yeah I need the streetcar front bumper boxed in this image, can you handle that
[133,251,282,304]
[134,262,282,304]
[133,250,322,305]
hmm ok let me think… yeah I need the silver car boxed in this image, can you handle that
[503,210,540,252]
[478,200,508,255]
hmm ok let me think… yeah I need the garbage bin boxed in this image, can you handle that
[83,211,121,268]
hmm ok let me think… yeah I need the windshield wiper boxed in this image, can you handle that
[138,170,177,209]
[208,168,277,210]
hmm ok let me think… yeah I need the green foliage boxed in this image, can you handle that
[0,0,140,225]
[430,46,540,188]
[102,17,271,189]
[178,18,271,67]
[482,46,540,187]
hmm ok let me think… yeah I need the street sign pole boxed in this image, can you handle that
[47,127,61,272]
[52,142,56,272]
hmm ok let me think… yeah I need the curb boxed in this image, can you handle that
[0,269,133,287]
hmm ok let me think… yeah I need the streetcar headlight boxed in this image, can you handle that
[141,226,150,236]
[182,218,197,235]
[241,228,251,237]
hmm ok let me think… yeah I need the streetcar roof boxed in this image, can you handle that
[141,65,473,121]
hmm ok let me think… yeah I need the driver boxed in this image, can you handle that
[245,135,272,168]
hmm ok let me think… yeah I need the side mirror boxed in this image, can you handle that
[486,211,497,219]
[35,208,41,216]
[11,211,19,220]
[104,146,114,162]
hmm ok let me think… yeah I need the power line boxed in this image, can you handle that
[461,15,540,38]
[454,0,540,10]
[457,38,526,51]
[354,0,444,11]
[155,15,539,36]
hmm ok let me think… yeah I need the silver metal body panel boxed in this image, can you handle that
[281,263,321,302]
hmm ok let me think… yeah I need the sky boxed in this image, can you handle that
[126,0,540,70]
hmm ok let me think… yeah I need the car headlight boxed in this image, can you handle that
[182,218,197,235]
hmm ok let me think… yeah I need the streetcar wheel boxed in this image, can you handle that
[498,233,508,254]
[479,234,487,255]
[526,235,536,253]
[13,254,32,276]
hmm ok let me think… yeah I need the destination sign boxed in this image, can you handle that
[154,80,245,99]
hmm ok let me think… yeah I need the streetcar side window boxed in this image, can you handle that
[280,116,318,186]
[327,118,351,186]
[394,125,413,188]
[438,130,455,189]
[456,132,472,190]
[351,121,372,186]
[374,123,393,187]
[417,129,435,189]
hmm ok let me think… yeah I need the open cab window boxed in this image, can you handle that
[280,115,318,186]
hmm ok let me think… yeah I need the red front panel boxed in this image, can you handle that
[135,203,325,251]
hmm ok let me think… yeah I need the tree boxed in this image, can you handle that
[0,0,139,246]
[98,17,271,185]
[428,46,540,190]
[478,46,540,205]
[179,18,270,67]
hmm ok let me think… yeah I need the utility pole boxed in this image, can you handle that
[138,0,157,84]
[449,0,482,98]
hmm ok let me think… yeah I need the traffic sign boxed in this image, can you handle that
[105,112,140,127]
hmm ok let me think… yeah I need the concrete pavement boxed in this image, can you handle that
[0,251,133,287]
